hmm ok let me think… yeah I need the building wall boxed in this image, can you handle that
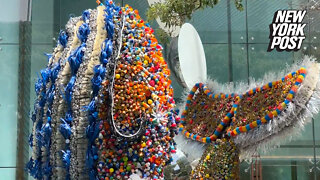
[0,0,21,178]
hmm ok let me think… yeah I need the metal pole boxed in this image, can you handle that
[16,6,32,180]
[312,118,317,180]
[245,0,250,85]
[227,0,233,83]
[307,1,317,178]
[251,160,254,180]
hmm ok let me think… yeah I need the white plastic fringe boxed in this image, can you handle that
[174,134,207,167]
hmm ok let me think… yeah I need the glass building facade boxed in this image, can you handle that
[0,0,319,179]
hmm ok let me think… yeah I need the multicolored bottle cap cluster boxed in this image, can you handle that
[191,138,239,180]
[96,4,179,180]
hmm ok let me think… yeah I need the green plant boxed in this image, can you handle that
[147,0,244,37]
[155,27,170,44]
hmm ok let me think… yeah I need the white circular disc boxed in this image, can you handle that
[178,23,207,89]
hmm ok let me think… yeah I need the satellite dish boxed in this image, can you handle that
[178,23,207,89]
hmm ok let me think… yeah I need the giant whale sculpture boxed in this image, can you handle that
[27,1,320,180]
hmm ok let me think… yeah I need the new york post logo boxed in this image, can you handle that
[267,10,306,52]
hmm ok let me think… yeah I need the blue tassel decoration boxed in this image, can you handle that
[61,150,71,171]
[58,30,69,48]
[61,149,71,180]
[65,76,76,107]
[86,144,98,171]
[59,118,72,140]
[91,65,106,96]
[40,68,50,86]
[50,62,61,83]
[78,23,90,43]
[45,53,53,62]
[86,100,98,124]
[105,5,115,38]
[64,111,73,124]
[28,134,33,148]
[68,44,85,75]
[82,10,90,22]
[41,123,52,148]
[34,77,43,96]
[86,122,100,143]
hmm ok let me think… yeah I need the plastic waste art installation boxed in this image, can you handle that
[27,1,320,180]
